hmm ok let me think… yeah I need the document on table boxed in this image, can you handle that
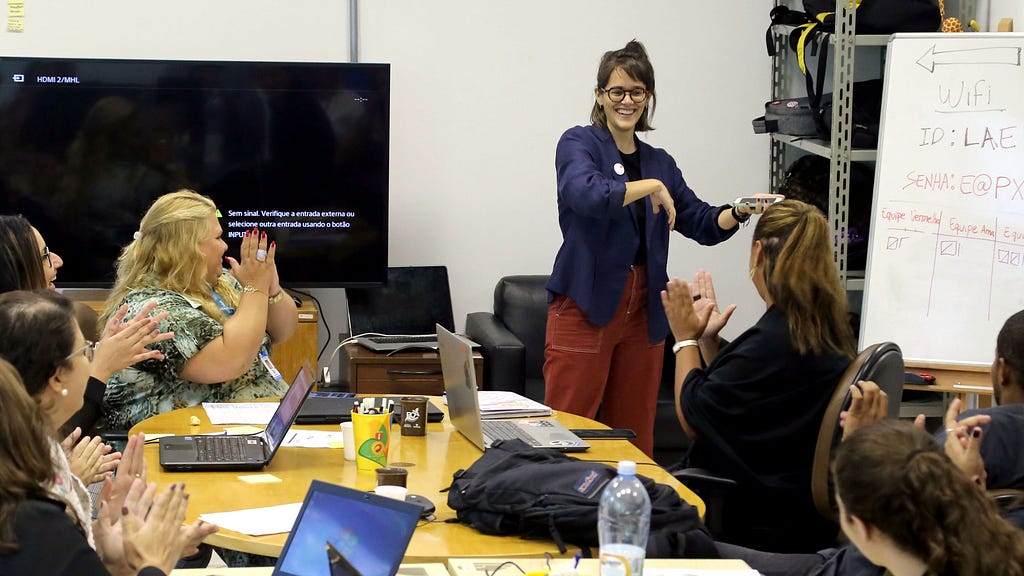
[202,402,278,425]
[646,571,760,576]
[198,502,301,536]
[476,391,551,419]
[282,429,344,448]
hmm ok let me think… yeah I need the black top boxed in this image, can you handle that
[61,376,106,436]
[0,497,166,576]
[680,306,850,552]
[619,149,646,266]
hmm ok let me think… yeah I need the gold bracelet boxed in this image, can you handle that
[242,284,267,297]
[268,291,286,305]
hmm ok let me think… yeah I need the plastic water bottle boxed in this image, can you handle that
[598,460,651,576]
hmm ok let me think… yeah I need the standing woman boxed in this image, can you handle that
[544,40,757,456]
[101,190,298,430]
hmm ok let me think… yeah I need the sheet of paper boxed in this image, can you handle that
[476,390,552,418]
[647,571,760,576]
[198,502,301,536]
[202,402,278,425]
[647,565,761,569]
[281,429,344,448]
[238,473,282,484]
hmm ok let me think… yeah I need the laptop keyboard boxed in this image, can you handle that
[366,335,437,344]
[195,436,248,462]
[482,420,541,446]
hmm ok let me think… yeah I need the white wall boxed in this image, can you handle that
[0,1,771,374]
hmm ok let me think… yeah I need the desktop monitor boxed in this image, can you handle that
[0,57,390,287]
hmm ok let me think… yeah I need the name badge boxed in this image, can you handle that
[258,349,284,381]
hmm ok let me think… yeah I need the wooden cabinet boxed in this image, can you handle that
[78,298,319,384]
[341,343,483,395]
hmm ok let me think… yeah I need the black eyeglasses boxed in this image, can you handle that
[600,87,649,103]
[40,246,52,268]
[66,340,97,363]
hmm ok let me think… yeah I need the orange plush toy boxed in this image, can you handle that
[939,0,980,32]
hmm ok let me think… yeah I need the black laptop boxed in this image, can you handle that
[296,393,444,425]
[346,266,455,352]
[273,479,421,576]
[158,362,315,471]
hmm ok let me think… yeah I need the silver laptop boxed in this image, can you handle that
[159,361,315,471]
[437,324,589,452]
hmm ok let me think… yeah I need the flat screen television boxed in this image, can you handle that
[0,57,389,287]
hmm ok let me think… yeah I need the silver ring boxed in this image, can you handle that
[946,428,956,433]
[255,249,267,262]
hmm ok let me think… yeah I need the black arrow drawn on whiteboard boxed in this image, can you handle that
[916,45,1022,73]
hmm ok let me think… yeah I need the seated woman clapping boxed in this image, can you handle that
[101,190,298,430]
[661,199,856,552]
[0,291,214,575]
[835,419,1024,576]
[0,214,172,479]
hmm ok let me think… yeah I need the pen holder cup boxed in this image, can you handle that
[351,411,392,471]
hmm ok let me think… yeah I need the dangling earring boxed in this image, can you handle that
[61,388,69,397]
[749,267,757,281]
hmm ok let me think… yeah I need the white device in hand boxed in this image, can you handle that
[733,194,785,207]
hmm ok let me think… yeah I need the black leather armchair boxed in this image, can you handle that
[465,275,692,466]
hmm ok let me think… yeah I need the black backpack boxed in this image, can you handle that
[444,439,718,558]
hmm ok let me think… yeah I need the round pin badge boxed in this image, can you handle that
[613,163,625,175]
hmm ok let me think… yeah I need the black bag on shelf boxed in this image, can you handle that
[752,96,820,138]
[778,155,873,270]
[818,79,884,149]
[801,0,941,35]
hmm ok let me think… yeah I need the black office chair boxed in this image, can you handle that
[672,342,904,538]
[811,342,904,522]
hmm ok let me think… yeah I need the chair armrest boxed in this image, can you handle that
[670,467,737,538]
[465,312,526,394]
[671,467,739,491]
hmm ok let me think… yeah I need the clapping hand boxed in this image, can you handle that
[92,299,174,381]
[62,427,121,484]
[937,398,991,488]
[839,381,888,440]
[99,433,147,517]
[225,227,275,294]
[661,278,710,341]
[689,270,735,345]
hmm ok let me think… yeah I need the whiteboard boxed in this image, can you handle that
[861,33,1024,367]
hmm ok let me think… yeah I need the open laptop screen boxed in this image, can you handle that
[346,266,454,335]
[274,480,420,576]
[263,362,315,457]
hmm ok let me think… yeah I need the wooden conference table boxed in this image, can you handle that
[132,401,704,561]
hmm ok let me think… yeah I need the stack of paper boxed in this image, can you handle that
[477,391,551,419]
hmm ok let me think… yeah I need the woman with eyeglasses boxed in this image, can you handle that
[0,214,172,483]
[0,293,215,576]
[544,40,764,457]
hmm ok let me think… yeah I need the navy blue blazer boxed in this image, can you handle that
[546,124,737,343]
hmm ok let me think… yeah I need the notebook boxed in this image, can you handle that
[296,393,445,425]
[437,324,589,452]
[347,266,455,352]
[273,479,421,576]
[158,361,315,471]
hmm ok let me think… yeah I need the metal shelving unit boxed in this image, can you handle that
[768,2,878,289]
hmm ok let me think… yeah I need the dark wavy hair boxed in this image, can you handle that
[590,39,656,132]
[0,215,47,293]
[996,310,1024,396]
[0,290,78,399]
[0,358,57,553]
[835,420,1024,576]
[753,199,855,357]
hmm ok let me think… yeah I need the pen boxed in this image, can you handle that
[573,552,581,569]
